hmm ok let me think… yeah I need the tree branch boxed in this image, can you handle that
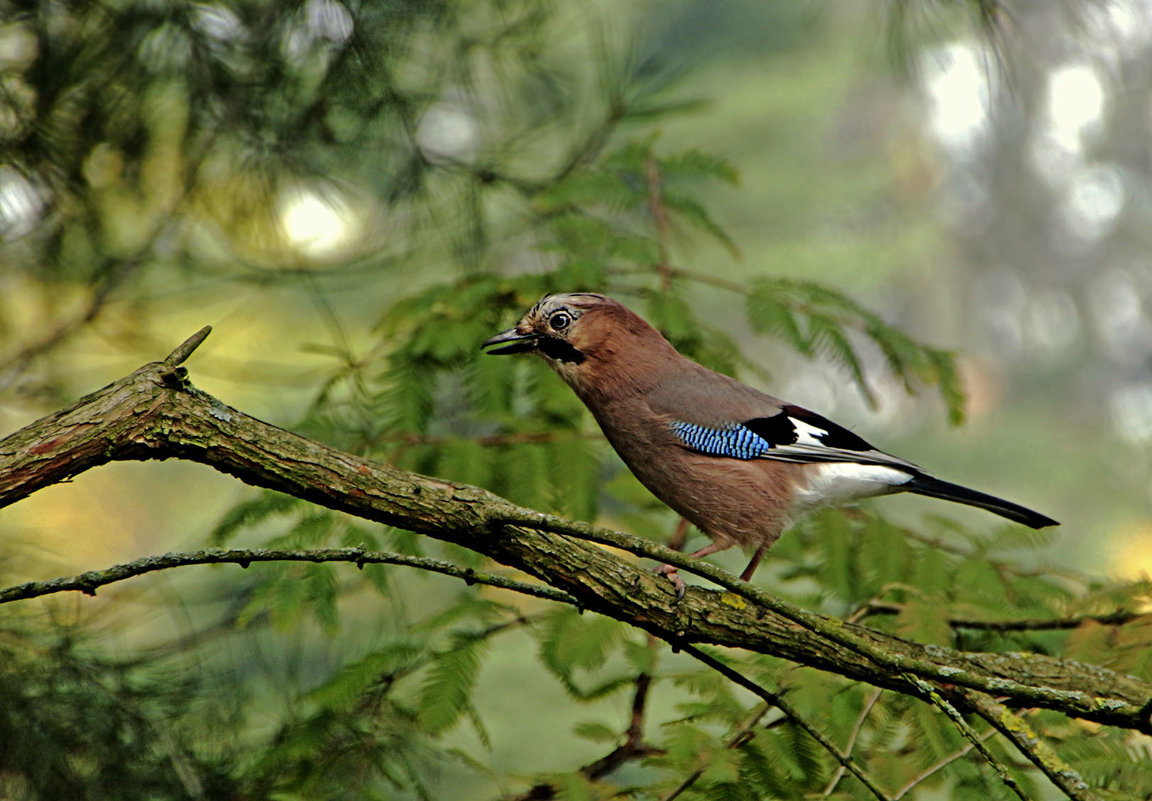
[493,508,1150,732]
[822,687,884,796]
[660,704,771,801]
[2,330,1151,742]
[905,675,1032,801]
[680,644,895,801]
[0,547,576,607]
[964,691,1101,801]
[893,732,994,800]
[855,600,1147,632]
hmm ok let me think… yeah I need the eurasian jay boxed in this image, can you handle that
[482,292,1057,591]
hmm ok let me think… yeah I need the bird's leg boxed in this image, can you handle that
[655,541,727,601]
[654,518,693,600]
[667,517,691,552]
[739,542,770,582]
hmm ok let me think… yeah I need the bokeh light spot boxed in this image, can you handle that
[921,41,994,156]
[278,186,357,258]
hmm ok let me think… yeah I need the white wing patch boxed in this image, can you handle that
[790,416,829,446]
[791,463,914,511]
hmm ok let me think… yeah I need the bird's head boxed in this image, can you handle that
[482,292,672,390]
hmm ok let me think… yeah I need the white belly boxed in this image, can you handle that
[791,463,913,510]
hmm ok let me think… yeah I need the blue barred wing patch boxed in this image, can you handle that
[669,421,771,460]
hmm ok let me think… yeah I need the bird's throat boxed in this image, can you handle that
[537,336,586,364]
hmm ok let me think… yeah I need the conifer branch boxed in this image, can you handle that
[660,704,771,801]
[503,659,664,801]
[904,675,1032,801]
[680,644,894,801]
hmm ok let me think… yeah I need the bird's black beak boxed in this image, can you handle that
[481,327,538,355]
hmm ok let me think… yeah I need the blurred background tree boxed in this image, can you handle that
[2,0,1152,798]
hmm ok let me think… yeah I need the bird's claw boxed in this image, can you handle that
[654,564,687,603]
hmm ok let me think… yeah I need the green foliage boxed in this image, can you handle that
[210,490,302,545]
[4,0,1148,799]
[746,279,966,423]
[538,608,637,700]
[0,619,238,800]
[418,635,487,733]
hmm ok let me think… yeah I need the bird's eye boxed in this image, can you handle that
[549,311,572,332]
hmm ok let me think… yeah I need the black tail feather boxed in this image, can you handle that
[903,475,1058,529]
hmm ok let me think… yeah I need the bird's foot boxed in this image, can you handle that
[654,564,687,602]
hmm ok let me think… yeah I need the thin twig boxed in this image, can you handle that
[0,547,577,606]
[164,326,213,367]
[846,583,931,625]
[964,691,1102,801]
[822,687,884,796]
[504,649,664,801]
[624,669,653,751]
[645,155,672,293]
[579,670,661,783]
[893,733,994,799]
[660,704,771,801]
[854,600,1147,632]
[904,675,1032,801]
[680,644,894,801]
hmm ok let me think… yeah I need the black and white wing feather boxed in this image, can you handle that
[669,404,919,471]
[667,404,1057,527]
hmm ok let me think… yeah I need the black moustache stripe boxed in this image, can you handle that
[537,336,586,364]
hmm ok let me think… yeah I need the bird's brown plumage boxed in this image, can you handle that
[482,292,1057,585]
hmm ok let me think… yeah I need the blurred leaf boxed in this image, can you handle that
[573,721,620,743]
[304,643,424,713]
[896,597,952,647]
[210,491,301,545]
[554,771,596,801]
[746,279,966,422]
[305,563,340,633]
[699,748,742,785]
[538,608,633,699]
[417,636,486,734]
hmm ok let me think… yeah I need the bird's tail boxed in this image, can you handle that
[903,475,1058,529]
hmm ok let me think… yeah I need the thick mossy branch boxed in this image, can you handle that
[1,331,1151,736]
[964,691,1099,801]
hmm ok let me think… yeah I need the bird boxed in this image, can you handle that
[482,292,1058,593]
